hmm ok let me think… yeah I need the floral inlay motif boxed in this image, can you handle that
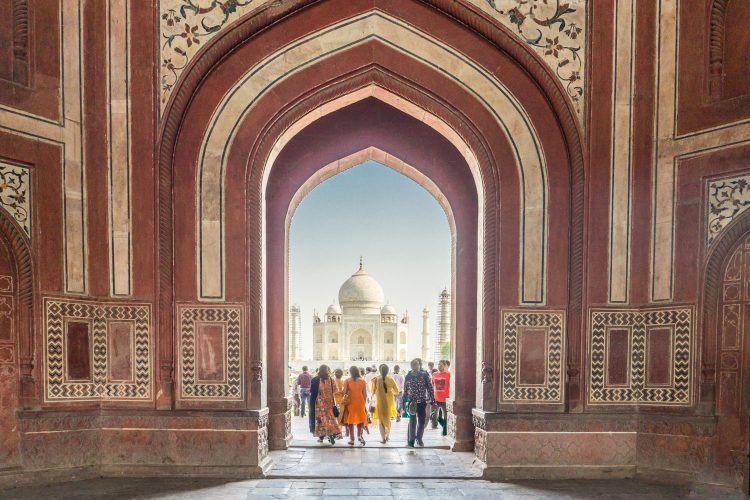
[0,161,30,238]
[159,0,586,122]
[707,173,750,245]
[480,0,585,119]
[160,0,262,113]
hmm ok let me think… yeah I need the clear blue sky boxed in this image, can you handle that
[289,161,451,359]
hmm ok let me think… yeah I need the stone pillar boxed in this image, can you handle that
[449,283,475,452]
[436,288,450,359]
[447,398,474,451]
[268,396,293,450]
[421,307,430,362]
[289,304,300,361]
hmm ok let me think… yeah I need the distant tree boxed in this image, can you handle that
[440,341,451,361]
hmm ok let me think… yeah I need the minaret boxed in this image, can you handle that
[421,307,430,362]
[434,288,451,360]
[289,304,301,361]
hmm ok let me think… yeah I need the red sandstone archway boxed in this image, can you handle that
[702,211,750,490]
[266,97,477,449]
[0,209,34,467]
[159,0,585,457]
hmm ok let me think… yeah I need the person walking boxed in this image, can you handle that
[364,366,376,406]
[290,373,301,416]
[404,358,435,447]
[341,365,368,446]
[432,360,451,436]
[308,365,340,445]
[296,366,312,417]
[391,365,404,422]
[333,368,344,406]
[333,368,346,440]
[371,364,399,443]
[427,361,438,429]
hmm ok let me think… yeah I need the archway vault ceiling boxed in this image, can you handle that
[193,12,550,304]
[158,0,586,121]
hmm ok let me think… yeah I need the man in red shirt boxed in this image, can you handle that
[431,360,450,436]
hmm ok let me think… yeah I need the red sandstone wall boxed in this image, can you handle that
[0,0,746,489]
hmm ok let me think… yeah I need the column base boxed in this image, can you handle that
[155,379,173,410]
[447,400,475,452]
[473,409,638,481]
[268,397,293,450]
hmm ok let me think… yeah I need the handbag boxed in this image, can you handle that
[330,380,340,418]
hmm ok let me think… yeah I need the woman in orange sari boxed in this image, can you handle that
[309,365,340,445]
[341,365,368,446]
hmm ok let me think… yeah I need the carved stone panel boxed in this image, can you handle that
[44,298,152,402]
[501,310,565,403]
[177,304,243,400]
[589,307,693,405]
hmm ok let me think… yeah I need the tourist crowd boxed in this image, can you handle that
[290,359,451,447]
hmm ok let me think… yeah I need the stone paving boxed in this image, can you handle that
[290,413,450,449]
[268,447,482,478]
[0,476,725,499]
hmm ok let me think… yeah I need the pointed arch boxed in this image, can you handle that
[0,208,34,404]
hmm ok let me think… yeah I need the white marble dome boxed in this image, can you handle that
[326,303,342,315]
[381,304,396,315]
[338,263,385,314]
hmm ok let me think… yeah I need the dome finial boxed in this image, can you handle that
[359,255,364,271]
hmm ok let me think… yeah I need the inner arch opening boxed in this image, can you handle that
[263,97,480,453]
[286,158,453,447]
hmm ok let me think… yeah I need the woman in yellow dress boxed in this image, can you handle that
[371,363,400,443]
[341,365,369,446]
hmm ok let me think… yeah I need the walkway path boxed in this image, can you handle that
[290,413,450,448]
[274,411,483,479]
[269,447,482,479]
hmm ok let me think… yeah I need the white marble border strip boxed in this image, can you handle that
[608,0,636,304]
[650,0,750,301]
[62,0,87,294]
[107,0,133,297]
[197,12,548,304]
[0,2,88,293]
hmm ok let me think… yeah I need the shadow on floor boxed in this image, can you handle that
[0,476,739,499]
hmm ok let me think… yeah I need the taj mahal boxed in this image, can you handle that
[311,259,410,363]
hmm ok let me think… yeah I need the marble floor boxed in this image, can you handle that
[268,446,482,479]
[0,476,717,499]
[273,412,482,479]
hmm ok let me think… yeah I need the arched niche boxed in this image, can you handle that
[158,0,585,452]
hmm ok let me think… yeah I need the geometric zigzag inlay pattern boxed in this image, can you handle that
[44,297,152,401]
[589,307,692,405]
[178,304,243,400]
[501,310,565,403]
